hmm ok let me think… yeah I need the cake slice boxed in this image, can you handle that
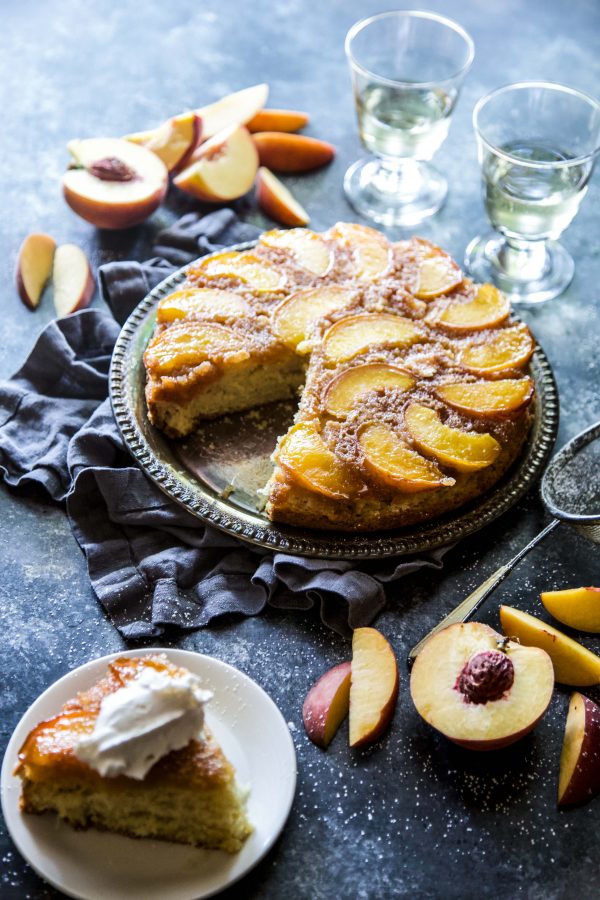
[15,655,253,852]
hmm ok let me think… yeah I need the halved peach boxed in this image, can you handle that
[359,423,455,492]
[349,627,399,748]
[247,108,309,134]
[324,364,415,418]
[541,587,600,633]
[271,286,355,351]
[414,244,463,299]
[255,167,309,227]
[500,606,600,687]
[260,228,332,276]
[436,378,533,418]
[156,288,249,323]
[144,112,202,173]
[276,422,362,500]
[173,125,258,202]
[404,403,501,472]
[198,251,285,292]
[144,321,248,376]
[322,314,421,364]
[459,325,535,375]
[437,284,510,331]
[190,83,269,140]
[330,222,391,282]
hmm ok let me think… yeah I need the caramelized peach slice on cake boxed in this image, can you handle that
[260,229,332,276]
[359,423,455,492]
[156,288,250,323]
[322,314,421,364]
[271,287,355,351]
[330,223,392,282]
[436,378,533,418]
[197,252,285,292]
[144,322,249,375]
[276,423,362,499]
[404,403,501,472]
[324,364,415,417]
[459,325,534,375]
[437,284,510,331]
[414,242,463,300]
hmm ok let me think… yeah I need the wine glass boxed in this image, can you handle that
[344,10,474,227]
[465,82,600,304]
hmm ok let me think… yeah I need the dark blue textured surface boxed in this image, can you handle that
[1,1,599,897]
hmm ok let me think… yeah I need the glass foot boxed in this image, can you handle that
[343,158,447,227]
[464,233,574,304]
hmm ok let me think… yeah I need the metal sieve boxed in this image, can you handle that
[408,419,600,668]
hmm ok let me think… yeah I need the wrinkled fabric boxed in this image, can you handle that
[0,210,449,639]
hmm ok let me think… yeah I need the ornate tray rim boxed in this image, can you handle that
[109,241,559,560]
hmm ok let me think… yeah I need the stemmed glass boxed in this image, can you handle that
[344,10,474,226]
[465,82,600,304]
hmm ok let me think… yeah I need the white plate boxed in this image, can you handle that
[1,648,297,900]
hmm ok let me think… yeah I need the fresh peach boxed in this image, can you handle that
[255,167,309,227]
[410,622,554,751]
[52,244,95,317]
[63,138,168,229]
[541,587,600,633]
[302,662,351,749]
[15,233,56,310]
[144,112,202,173]
[252,132,335,173]
[247,108,309,133]
[349,628,399,748]
[191,83,269,140]
[499,606,600,686]
[173,125,258,202]
[558,692,600,806]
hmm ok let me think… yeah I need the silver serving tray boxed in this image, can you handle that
[110,241,559,560]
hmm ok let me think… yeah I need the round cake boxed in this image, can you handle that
[143,223,535,531]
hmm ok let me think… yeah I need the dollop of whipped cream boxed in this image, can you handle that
[75,667,213,780]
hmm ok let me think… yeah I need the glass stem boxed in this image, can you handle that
[496,237,549,282]
[378,158,423,201]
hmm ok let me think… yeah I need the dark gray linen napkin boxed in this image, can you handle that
[0,210,448,639]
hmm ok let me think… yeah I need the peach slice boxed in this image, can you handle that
[276,422,362,500]
[404,403,501,472]
[52,244,95,317]
[499,606,600,687]
[414,245,463,299]
[302,661,351,749]
[252,132,335,173]
[255,167,309,227]
[15,233,56,310]
[271,286,355,351]
[260,229,332,276]
[459,325,535,375]
[541,587,600,633]
[436,378,534,418]
[156,288,249,324]
[558,692,600,806]
[247,108,309,134]
[330,222,391,282]
[324,364,415,418]
[410,622,554,751]
[437,284,510,331]
[198,251,285,292]
[123,129,155,146]
[173,125,258,202]
[144,112,202,173]
[63,138,168,230]
[144,321,248,376]
[359,423,455,493]
[191,83,269,140]
[349,627,399,748]
[322,314,421,364]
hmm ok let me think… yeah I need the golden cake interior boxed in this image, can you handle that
[15,655,252,852]
[143,224,535,531]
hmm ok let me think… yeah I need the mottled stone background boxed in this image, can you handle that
[1,0,599,897]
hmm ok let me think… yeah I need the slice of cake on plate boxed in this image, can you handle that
[15,655,252,852]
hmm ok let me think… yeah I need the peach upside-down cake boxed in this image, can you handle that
[143,223,535,531]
